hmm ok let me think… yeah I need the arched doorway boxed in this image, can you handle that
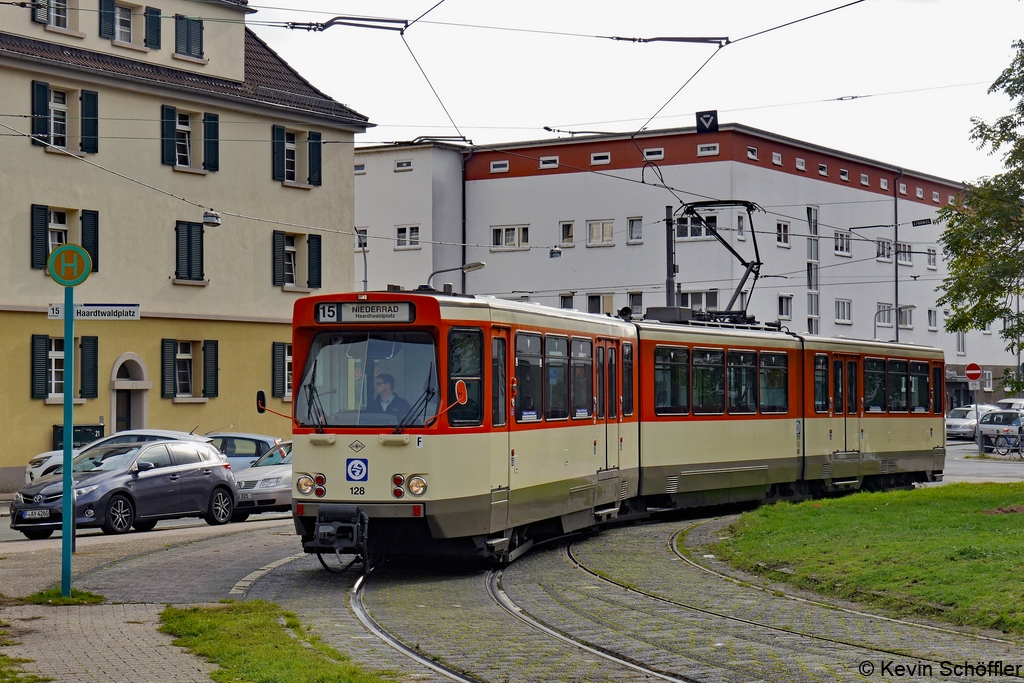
[109,353,152,432]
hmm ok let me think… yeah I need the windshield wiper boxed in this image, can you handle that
[394,361,436,434]
[304,359,328,434]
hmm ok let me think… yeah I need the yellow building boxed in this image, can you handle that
[0,0,368,489]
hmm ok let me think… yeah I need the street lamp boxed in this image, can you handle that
[424,261,485,289]
[874,304,916,341]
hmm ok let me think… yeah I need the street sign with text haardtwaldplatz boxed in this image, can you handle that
[48,304,140,320]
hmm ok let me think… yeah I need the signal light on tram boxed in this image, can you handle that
[314,485,326,498]
[392,487,405,498]
[392,474,405,487]
[314,473,326,486]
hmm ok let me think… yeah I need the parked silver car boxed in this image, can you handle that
[230,442,291,522]
[977,410,1024,450]
[945,404,998,440]
[205,432,284,472]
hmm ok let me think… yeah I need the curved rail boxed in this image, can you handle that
[484,568,697,683]
[350,572,482,683]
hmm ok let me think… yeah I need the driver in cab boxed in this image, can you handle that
[368,373,412,417]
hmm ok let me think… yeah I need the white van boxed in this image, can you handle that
[996,398,1024,411]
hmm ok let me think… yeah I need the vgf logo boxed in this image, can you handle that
[346,458,368,482]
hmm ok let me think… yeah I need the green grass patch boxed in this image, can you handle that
[0,620,51,683]
[708,483,1024,633]
[160,600,394,683]
[23,588,104,606]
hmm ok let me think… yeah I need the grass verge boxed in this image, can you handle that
[0,620,51,683]
[23,588,104,606]
[160,600,394,683]
[708,482,1024,634]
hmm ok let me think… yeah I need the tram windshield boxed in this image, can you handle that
[295,331,439,428]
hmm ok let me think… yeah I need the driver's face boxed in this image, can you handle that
[375,379,391,398]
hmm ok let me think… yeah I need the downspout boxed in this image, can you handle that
[461,147,473,294]
[893,168,904,342]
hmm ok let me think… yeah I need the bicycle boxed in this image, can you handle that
[994,430,1024,459]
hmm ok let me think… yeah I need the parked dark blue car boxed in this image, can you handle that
[9,441,236,540]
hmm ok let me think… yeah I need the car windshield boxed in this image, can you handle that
[252,443,292,467]
[948,409,973,419]
[295,331,439,428]
[67,445,141,473]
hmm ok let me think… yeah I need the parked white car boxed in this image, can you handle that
[230,441,291,522]
[945,404,998,440]
[25,429,211,484]
[996,398,1024,411]
[977,410,1024,450]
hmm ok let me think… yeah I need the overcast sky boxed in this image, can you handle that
[248,0,1023,184]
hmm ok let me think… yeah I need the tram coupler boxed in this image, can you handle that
[305,505,369,556]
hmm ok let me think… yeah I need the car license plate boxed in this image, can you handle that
[239,492,252,500]
[22,509,49,519]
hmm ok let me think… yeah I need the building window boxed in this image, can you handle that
[115,5,132,42]
[587,295,601,314]
[678,214,716,239]
[175,112,192,167]
[839,169,849,181]
[928,309,938,330]
[834,231,851,256]
[396,225,420,248]
[896,242,912,265]
[538,156,558,169]
[876,239,892,261]
[560,221,573,244]
[956,331,966,354]
[899,182,907,195]
[49,0,69,28]
[932,191,940,203]
[776,222,790,246]
[627,217,643,241]
[778,296,794,321]
[284,131,297,182]
[927,248,937,269]
[560,294,573,310]
[948,194,956,204]
[48,209,68,255]
[48,338,65,397]
[394,159,412,172]
[860,173,869,186]
[747,146,758,160]
[807,263,819,291]
[736,214,745,240]
[629,292,642,315]
[983,370,994,392]
[587,220,614,245]
[807,316,819,335]
[880,178,889,191]
[355,227,367,251]
[818,163,828,176]
[354,163,365,175]
[916,187,924,199]
[490,160,509,173]
[492,225,528,248]
[898,307,913,329]
[176,341,193,396]
[877,303,893,327]
[49,89,68,148]
[643,148,664,160]
[772,151,782,166]
[174,220,203,281]
[284,343,293,398]
[983,321,993,335]
[174,14,203,58]
[835,299,852,324]
[796,158,806,171]
[696,143,719,157]
[283,235,297,285]
[590,152,610,165]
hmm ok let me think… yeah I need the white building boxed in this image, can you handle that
[355,124,1015,408]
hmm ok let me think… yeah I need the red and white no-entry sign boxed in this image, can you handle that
[965,363,983,381]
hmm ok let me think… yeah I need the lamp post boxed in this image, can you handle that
[425,261,485,290]
[874,304,916,341]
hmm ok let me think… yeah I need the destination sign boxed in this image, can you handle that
[316,302,414,324]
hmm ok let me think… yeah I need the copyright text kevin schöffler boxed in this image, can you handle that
[858,660,1022,678]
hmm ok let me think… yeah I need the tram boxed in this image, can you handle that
[268,291,944,564]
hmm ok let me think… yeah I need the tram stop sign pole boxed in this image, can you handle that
[47,244,92,597]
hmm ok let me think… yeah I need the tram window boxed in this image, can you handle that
[515,333,543,421]
[622,343,634,415]
[492,337,506,427]
[448,329,483,426]
[887,360,909,412]
[570,338,593,419]
[596,346,605,419]
[813,355,829,413]
[654,346,689,415]
[545,336,570,420]
[909,362,930,412]
[832,359,843,415]
[759,352,788,413]
[693,348,725,415]
[847,360,858,414]
[932,366,943,414]
[727,350,757,414]
[864,358,886,412]
[608,347,617,418]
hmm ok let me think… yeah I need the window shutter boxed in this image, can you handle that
[202,113,218,171]
[144,7,161,49]
[161,338,176,398]
[31,334,49,399]
[272,125,285,181]
[271,342,286,398]
[174,221,188,279]
[80,336,98,399]
[99,0,115,38]
[31,204,48,269]
[202,340,218,398]
[307,132,322,186]
[174,14,187,53]
[307,234,322,289]
[31,0,47,23]
[188,18,203,57]
[190,222,204,280]
[31,81,50,146]
[81,210,99,272]
[80,90,99,154]
[161,105,176,165]
[272,230,285,286]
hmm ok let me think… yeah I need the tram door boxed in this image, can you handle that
[489,328,511,532]
[595,339,620,473]
[831,354,861,479]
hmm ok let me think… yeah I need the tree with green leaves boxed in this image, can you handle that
[939,40,1024,392]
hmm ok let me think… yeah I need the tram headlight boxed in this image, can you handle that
[407,476,427,496]
[296,475,315,495]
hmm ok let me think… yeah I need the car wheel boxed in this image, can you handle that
[132,519,158,532]
[22,528,53,540]
[205,488,233,526]
[101,495,134,534]
[230,511,250,523]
